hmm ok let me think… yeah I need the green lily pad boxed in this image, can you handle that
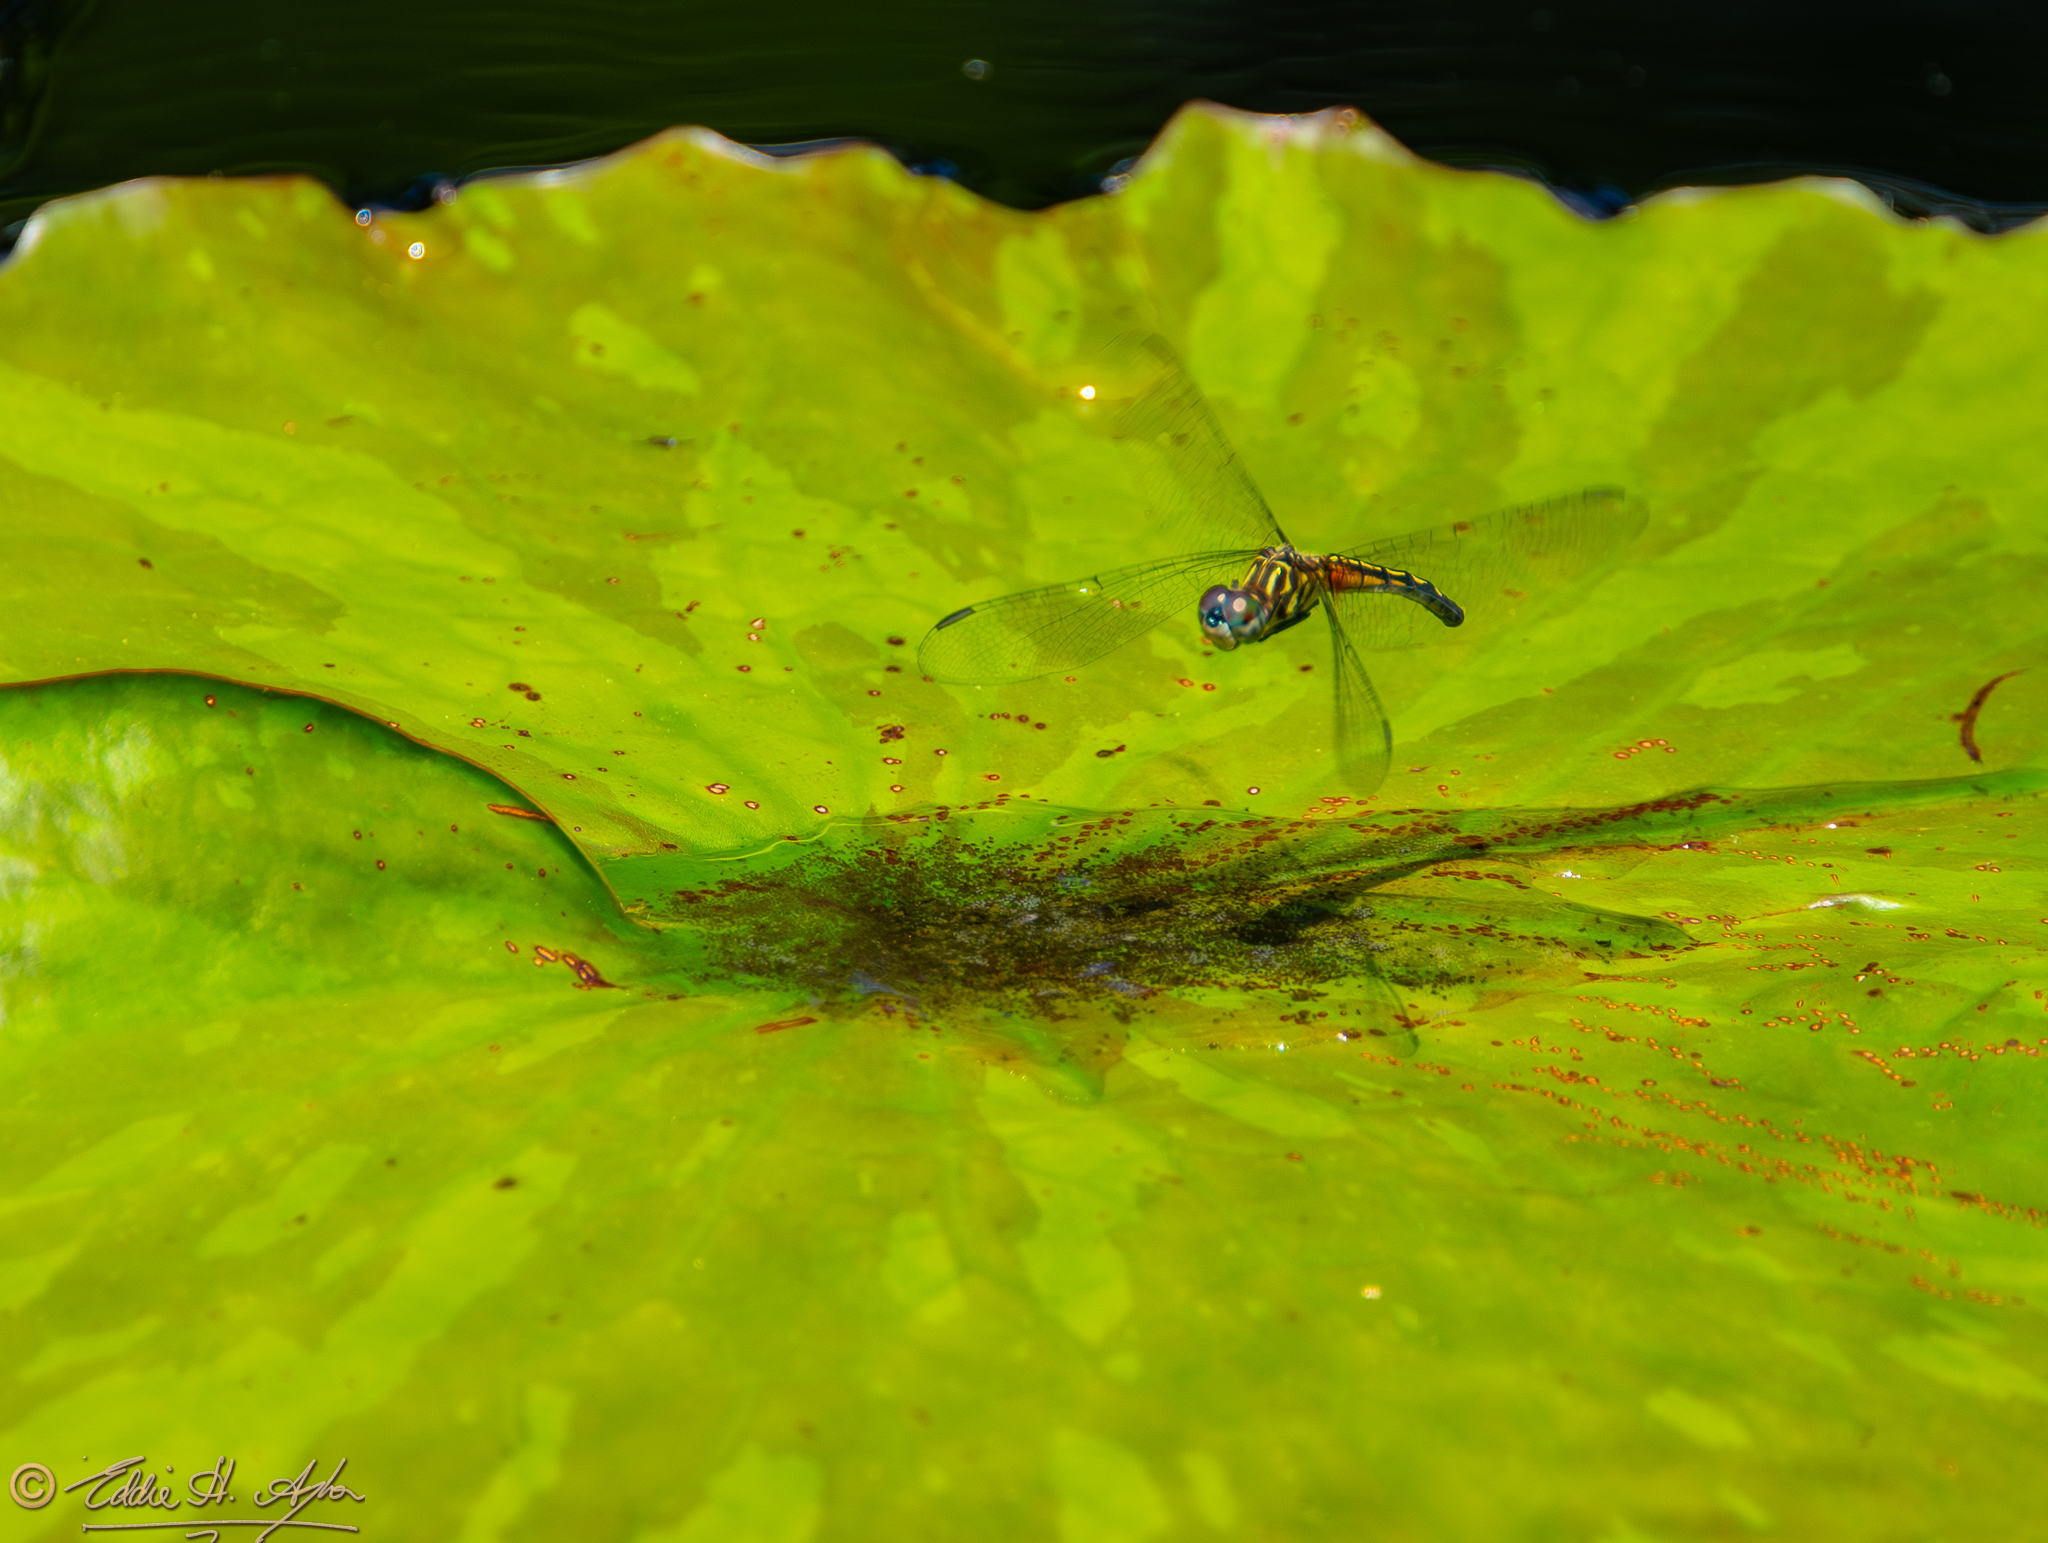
[2,106,2046,1538]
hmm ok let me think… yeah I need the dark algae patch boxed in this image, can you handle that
[646,770,2048,1044]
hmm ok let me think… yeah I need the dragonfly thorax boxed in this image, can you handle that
[1197,545,1320,649]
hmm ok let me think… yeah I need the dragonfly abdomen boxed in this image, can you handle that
[1321,555,1464,627]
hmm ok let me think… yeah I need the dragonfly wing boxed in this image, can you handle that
[917,550,1254,684]
[1330,486,1642,651]
[1321,598,1395,798]
[1110,334,1292,555]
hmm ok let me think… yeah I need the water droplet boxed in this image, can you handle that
[408,241,425,259]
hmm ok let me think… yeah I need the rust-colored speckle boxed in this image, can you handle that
[487,804,554,822]
[561,952,617,990]
[1953,669,2026,763]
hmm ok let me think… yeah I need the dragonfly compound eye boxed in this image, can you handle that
[1198,585,1265,648]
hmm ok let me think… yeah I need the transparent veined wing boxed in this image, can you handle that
[1104,334,1293,557]
[1319,598,1396,798]
[917,549,1256,684]
[1328,486,1642,651]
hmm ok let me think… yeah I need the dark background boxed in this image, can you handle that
[3,0,2045,247]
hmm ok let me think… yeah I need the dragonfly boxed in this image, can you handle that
[918,335,1642,795]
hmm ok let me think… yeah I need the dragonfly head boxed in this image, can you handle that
[1198,585,1269,650]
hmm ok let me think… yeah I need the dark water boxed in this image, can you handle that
[4,0,2047,245]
